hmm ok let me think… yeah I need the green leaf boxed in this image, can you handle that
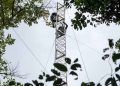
[97,83,102,86]
[74,58,78,63]
[89,82,95,86]
[46,75,56,82]
[39,83,44,86]
[17,82,21,85]
[71,63,81,70]
[81,82,87,86]
[115,39,120,51]
[9,81,16,85]
[65,58,71,64]
[39,75,43,79]
[116,74,120,81]
[54,63,68,72]
[111,77,117,86]
[24,83,33,86]
[32,80,39,86]
[46,74,50,78]
[102,54,109,60]
[108,39,114,49]
[103,48,109,53]
[43,72,45,76]
[51,69,60,76]
[115,67,120,72]
[87,20,90,23]
[69,71,78,80]
[90,22,93,26]
[105,77,112,86]
[70,71,78,76]
[53,78,62,86]
[112,53,120,63]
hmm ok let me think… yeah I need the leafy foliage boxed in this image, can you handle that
[53,78,66,86]
[81,82,95,86]
[24,83,33,86]
[0,0,49,29]
[105,77,117,86]
[54,63,68,72]
[108,39,114,49]
[116,39,120,51]
[69,71,78,80]
[0,0,49,83]
[112,53,120,63]
[102,54,109,60]
[71,63,81,70]
[1,79,23,86]
[65,0,120,30]
[51,69,60,76]
[116,74,120,81]
[23,58,81,86]
[74,58,78,63]
[65,58,71,64]
[1,0,120,86]
[115,64,120,72]
[102,39,120,63]
[46,75,56,82]
[80,39,120,86]
[103,48,109,53]
[0,30,15,78]
[101,39,120,86]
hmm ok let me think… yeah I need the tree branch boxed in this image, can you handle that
[0,0,5,26]
[0,72,7,75]
[11,0,16,18]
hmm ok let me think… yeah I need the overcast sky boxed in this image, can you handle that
[3,0,120,86]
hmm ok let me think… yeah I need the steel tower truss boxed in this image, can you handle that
[55,2,67,86]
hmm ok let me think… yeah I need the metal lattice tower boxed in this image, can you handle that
[55,1,67,86]
[44,0,67,85]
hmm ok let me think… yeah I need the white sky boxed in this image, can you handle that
[3,0,120,86]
